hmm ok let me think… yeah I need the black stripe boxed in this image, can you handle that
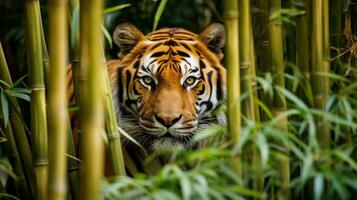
[216,71,223,100]
[151,51,166,58]
[199,59,206,68]
[179,42,192,51]
[117,68,123,102]
[134,60,140,68]
[177,50,190,57]
[163,40,179,46]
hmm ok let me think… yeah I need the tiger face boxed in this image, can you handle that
[112,22,226,152]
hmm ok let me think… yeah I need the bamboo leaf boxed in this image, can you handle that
[6,90,30,101]
[117,126,147,156]
[11,74,28,88]
[104,3,130,14]
[0,79,11,88]
[0,92,9,127]
[256,134,269,168]
[314,173,324,200]
[102,25,112,49]
[152,0,168,31]
[276,86,308,110]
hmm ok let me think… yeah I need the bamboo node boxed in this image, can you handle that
[68,166,80,172]
[31,87,46,92]
[224,12,239,19]
[33,160,49,166]
[107,133,120,141]
[239,62,250,69]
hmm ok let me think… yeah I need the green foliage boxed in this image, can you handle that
[0,76,30,127]
[101,71,357,199]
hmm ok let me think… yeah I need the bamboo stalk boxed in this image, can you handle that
[79,0,105,199]
[239,0,255,122]
[311,0,330,149]
[224,0,241,174]
[24,0,48,199]
[322,0,331,111]
[296,0,311,103]
[47,0,68,199]
[330,0,343,49]
[246,0,263,194]
[67,1,80,199]
[256,0,272,120]
[66,116,80,200]
[103,55,126,176]
[268,0,290,199]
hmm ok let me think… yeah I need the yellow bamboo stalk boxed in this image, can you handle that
[47,0,68,199]
[24,0,48,199]
[311,0,330,149]
[79,0,105,199]
[239,0,255,122]
[296,0,311,102]
[268,0,290,198]
[224,0,241,174]
[102,53,126,176]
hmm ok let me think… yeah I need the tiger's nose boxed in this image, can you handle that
[154,113,182,128]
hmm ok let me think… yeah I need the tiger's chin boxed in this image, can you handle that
[150,134,196,152]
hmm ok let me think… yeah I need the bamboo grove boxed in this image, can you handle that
[0,0,357,199]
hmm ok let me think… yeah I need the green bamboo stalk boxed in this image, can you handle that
[24,0,48,199]
[47,0,68,199]
[256,0,272,120]
[246,0,263,194]
[79,0,105,199]
[39,14,50,82]
[102,55,126,176]
[322,0,331,108]
[296,0,311,103]
[224,0,241,174]
[311,0,330,149]
[239,0,255,122]
[330,0,343,49]
[268,0,290,199]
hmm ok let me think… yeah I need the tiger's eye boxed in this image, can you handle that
[143,76,153,85]
[184,77,196,86]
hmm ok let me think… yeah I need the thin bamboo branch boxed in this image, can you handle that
[102,53,126,176]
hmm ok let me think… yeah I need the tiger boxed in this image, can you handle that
[109,22,226,152]
[69,22,227,175]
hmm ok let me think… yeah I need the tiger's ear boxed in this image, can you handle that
[198,23,225,60]
[113,22,144,59]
